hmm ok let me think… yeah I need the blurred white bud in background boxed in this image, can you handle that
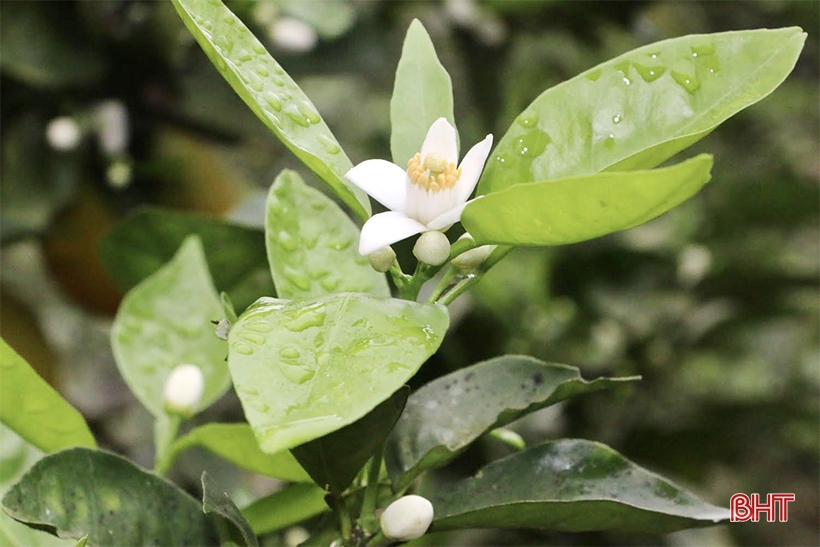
[94,100,129,157]
[46,116,82,152]
[269,16,318,54]
[163,364,205,417]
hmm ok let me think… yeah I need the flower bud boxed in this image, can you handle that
[379,495,434,541]
[413,231,450,266]
[46,116,82,151]
[367,246,396,273]
[269,16,318,53]
[452,244,495,272]
[163,364,205,417]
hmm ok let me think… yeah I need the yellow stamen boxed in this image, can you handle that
[406,152,460,193]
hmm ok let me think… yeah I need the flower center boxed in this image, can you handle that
[406,152,461,193]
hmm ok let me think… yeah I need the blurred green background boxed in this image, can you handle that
[1,1,817,546]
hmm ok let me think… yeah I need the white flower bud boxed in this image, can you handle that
[46,117,82,151]
[367,246,396,273]
[413,231,451,266]
[380,495,434,541]
[106,158,132,189]
[269,17,318,53]
[94,100,129,156]
[452,244,495,272]
[163,364,205,417]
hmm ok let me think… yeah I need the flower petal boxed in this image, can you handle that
[420,118,458,166]
[358,211,428,255]
[346,159,407,212]
[427,202,466,231]
[454,133,493,205]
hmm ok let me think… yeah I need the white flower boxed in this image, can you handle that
[379,495,434,541]
[163,364,205,417]
[346,118,492,255]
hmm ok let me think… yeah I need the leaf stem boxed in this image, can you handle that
[436,246,513,306]
[359,450,384,533]
[153,414,182,475]
[338,495,353,541]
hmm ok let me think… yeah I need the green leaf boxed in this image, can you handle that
[1,447,218,545]
[228,294,448,454]
[463,154,713,246]
[479,27,806,194]
[431,439,730,533]
[164,423,311,482]
[110,236,230,417]
[390,19,456,167]
[241,483,328,535]
[201,472,258,547]
[170,0,371,220]
[0,339,95,452]
[73,537,87,547]
[99,207,274,313]
[291,387,408,494]
[386,356,639,490]
[265,170,389,300]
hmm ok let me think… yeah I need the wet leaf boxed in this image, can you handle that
[432,439,731,533]
[462,155,713,246]
[479,27,806,194]
[227,294,448,454]
[386,355,638,490]
[0,339,95,453]
[170,0,371,220]
[1,448,218,545]
[110,236,230,417]
[265,170,389,300]
[241,483,328,535]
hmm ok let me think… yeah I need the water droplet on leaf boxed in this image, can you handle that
[284,104,310,127]
[263,92,282,112]
[318,135,341,154]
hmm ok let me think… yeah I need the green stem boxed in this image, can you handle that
[359,450,384,533]
[366,531,387,546]
[338,495,353,541]
[153,414,182,475]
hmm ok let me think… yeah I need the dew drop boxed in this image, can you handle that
[216,35,234,54]
[515,112,539,128]
[231,341,253,355]
[279,347,301,359]
[271,74,285,87]
[284,104,310,127]
[604,133,616,150]
[202,20,213,31]
[215,57,227,72]
[671,70,701,93]
[244,321,274,333]
[309,269,330,280]
[321,278,340,292]
[284,306,327,332]
[495,155,506,164]
[585,68,602,81]
[326,237,352,251]
[632,61,666,83]
[514,130,552,157]
[263,92,282,112]
[272,64,285,75]
[283,268,311,291]
[279,365,315,385]
[239,332,266,345]
[318,135,341,154]
[690,43,715,57]
[318,353,332,367]
[250,401,270,413]
[241,387,259,396]
[255,64,269,77]
[248,73,264,92]
[612,114,621,124]
[277,231,297,251]
[237,49,253,62]
[622,77,631,86]
[223,14,236,26]
[298,101,321,124]
[252,42,267,55]
[311,201,328,212]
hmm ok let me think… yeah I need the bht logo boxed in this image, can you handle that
[730,493,795,522]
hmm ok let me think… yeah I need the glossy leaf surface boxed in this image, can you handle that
[387,356,638,489]
[463,154,713,246]
[390,19,456,166]
[241,483,328,535]
[99,207,274,312]
[170,0,371,220]
[432,439,730,533]
[479,27,806,194]
[265,170,389,300]
[292,387,408,493]
[1,448,217,545]
[228,294,448,454]
[111,236,230,417]
[201,472,258,547]
[165,423,310,481]
[0,339,95,452]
